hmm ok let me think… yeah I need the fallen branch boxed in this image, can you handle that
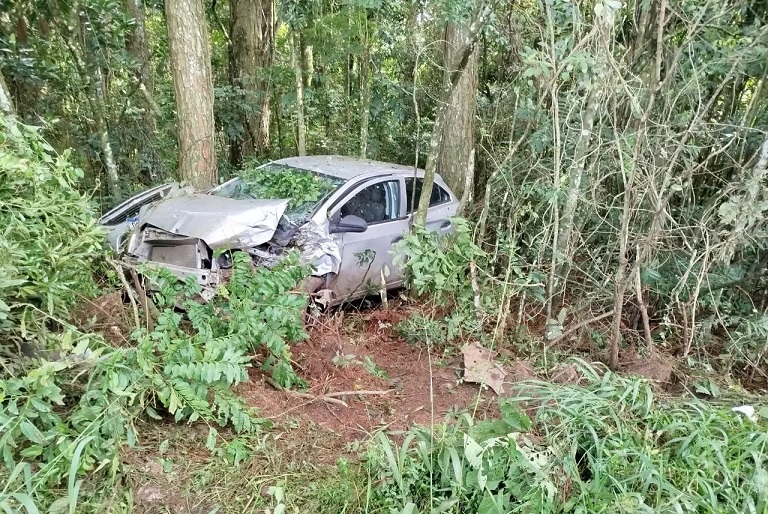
[264,377,349,408]
[546,310,615,349]
[107,259,140,329]
[325,389,393,398]
[129,266,157,332]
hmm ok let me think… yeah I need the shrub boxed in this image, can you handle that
[0,116,104,349]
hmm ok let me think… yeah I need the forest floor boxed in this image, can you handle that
[84,295,681,513]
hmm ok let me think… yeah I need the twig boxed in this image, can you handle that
[634,264,654,354]
[469,259,482,322]
[324,389,393,398]
[108,259,140,330]
[129,267,156,332]
[264,377,349,408]
[546,310,615,349]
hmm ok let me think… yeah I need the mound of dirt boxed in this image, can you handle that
[237,312,499,445]
[623,353,674,384]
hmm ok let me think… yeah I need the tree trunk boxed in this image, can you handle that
[229,0,273,160]
[0,71,16,118]
[165,0,217,189]
[554,88,600,281]
[359,27,371,158]
[435,21,479,200]
[125,0,158,184]
[94,68,121,202]
[414,2,491,227]
[125,0,154,101]
[291,31,306,156]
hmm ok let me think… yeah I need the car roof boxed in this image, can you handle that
[272,155,425,181]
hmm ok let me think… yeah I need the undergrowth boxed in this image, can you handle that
[0,117,312,513]
[365,360,768,514]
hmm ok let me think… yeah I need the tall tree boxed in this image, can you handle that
[291,31,307,156]
[125,0,159,183]
[435,20,479,201]
[0,70,16,118]
[415,2,491,226]
[165,0,217,188]
[229,0,274,165]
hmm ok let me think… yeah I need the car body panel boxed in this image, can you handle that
[326,176,409,301]
[107,155,459,306]
[99,182,179,250]
[136,194,288,250]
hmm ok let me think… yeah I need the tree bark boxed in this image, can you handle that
[165,0,217,189]
[435,21,479,200]
[125,0,154,101]
[0,71,16,118]
[125,0,158,184]
[291,31,306,156]
[94,68,121,202]
[229,0,273,160]
[554,88,600,281]
[414,2,491,227]
[359,27,371,158]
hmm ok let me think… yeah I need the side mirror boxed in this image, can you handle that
[330,214,368,234]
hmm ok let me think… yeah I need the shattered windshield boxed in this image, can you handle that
[213,164,344,223]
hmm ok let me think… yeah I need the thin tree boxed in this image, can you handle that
[125,0,160,183]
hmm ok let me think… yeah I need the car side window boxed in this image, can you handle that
[405,178,451,214]
[339,180,400,224]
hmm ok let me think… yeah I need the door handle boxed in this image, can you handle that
[440,220,451,229]
[392,236,404,244]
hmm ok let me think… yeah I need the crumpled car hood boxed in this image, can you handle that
[138,193,289,249]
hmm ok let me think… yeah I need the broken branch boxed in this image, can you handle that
[107,259,140,329]
[264,377,349,408]
[324,389,393,398]
[546,310,615,349]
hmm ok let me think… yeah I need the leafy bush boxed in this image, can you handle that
[366,361,768,513]
[0,117,104,348]
[0,121,312,511]
[0,251,311,512]
[137,250,310,423]
[395,218,485,305]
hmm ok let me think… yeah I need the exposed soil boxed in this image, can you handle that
[237,305,499,451]
[70,291,133,346]
[622,352,674,384]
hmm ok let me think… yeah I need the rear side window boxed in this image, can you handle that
[339,180,401,224]
[405,178,451,214]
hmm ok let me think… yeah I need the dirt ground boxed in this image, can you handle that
[237,305,500,452]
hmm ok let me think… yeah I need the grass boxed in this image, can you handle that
[118,358,768,514]
[123,417,372,513]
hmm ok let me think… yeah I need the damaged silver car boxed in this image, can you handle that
[99,155,459,305]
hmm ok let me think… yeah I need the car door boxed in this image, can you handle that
[329,177,408,302]
[404,176,458,234]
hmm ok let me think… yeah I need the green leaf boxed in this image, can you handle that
[19,421,46,445]
[9,494,38,514]
[68,435,95,514]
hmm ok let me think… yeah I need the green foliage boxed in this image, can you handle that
[240,164,338,210]
[396,218,485,305]
[0,248,311,512]
[0,121,309,511]
[141,250,310,391]
[366,361,768,513]
[395,311,480,347]
[0,116,104,344]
